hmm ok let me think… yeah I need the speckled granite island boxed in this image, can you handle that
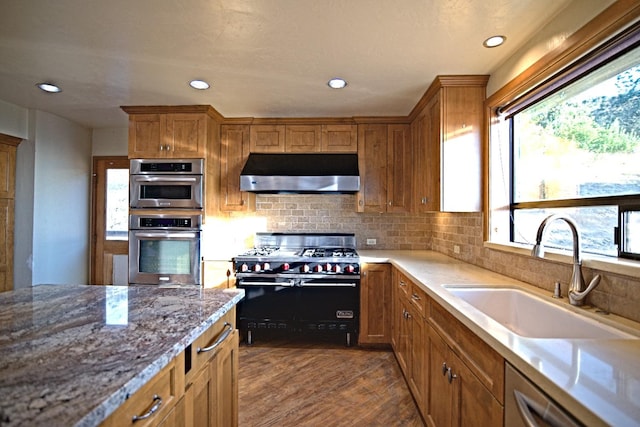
[0,284,244,427]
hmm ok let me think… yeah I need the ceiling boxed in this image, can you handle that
[0,0,574,129]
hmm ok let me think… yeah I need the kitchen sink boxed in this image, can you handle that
[443,286,637,339]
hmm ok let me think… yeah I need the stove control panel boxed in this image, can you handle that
[234,261,360,276]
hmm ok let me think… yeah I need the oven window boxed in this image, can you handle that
[139,240,192,274]
[140,184,192,200]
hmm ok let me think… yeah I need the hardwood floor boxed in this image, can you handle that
[238,341,425,427]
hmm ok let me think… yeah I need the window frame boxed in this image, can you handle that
[484,2,640,265]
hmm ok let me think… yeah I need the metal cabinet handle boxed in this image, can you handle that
[447,367,457,384]
[132,395,162,422]
[411,293,421,301]
[197,322,233,354]
[399,280,406,287]
[442,362,448,376]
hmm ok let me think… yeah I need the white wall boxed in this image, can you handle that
[27,111,92,285]
[486,0,616,96]
[92,127,128,156]
[0,99,28,139]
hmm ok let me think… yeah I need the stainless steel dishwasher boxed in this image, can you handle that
[505,363,584,427]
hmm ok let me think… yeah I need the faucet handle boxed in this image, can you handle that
[569,274,601,305]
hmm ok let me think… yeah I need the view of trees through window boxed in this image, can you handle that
[106,169,129,241]
[512,44,640,257]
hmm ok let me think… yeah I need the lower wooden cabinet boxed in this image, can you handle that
[101,308,238,427]
[359,263,392,345]
[391,267,504,426]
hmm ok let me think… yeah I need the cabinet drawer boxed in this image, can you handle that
[102,360,179,427]
[187,308,236,381]
[396,271,411,299]
[408,282,427,318]
[429,301,504,403]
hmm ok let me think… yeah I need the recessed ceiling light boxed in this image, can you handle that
[327,78,347,89]
[483,35,506,48]
[36,82,62,93]
[189,79,210,90]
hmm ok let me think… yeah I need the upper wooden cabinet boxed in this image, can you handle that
[357,123,411,213]
[123,106,220,159]
[250,123,357,153]
[220,125,254,212]
[321,124,357,152]
[411,76,488,212]
[249,125,286,152]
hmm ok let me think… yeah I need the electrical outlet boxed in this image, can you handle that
[366,238,377,245]
[453,245,461,254]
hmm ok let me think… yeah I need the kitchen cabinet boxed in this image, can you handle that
[249,124,286,152]
[392,269,429,419]
[359,263,392,345]
[184,308,238,427]
[321,124,357,152]
[126,112,209,158]
[412,76,488,212]
[220,125,255,212]
[285,125,321,152]
[0,134,19,293]
[356,123,412,213]
[426,297,504,427]
[101,356,184,427]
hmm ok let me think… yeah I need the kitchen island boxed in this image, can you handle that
[0,284,244,426]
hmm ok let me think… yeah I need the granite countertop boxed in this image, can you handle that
[0,284,244,427]
[359,250,640,427]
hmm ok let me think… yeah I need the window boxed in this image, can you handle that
[501,25,640,259]
[105,168,129,241]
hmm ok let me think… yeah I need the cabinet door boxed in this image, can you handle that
[250,125,285,152]
[450,352,503,427]
[321,124,357,152]
[220,125,254,212]
[357,124,388,212]
[185,361,215,427]
[427,327,452,427]
[0,198,13,292]
[212,330,239,427]
[396,297,411,376]
[285,125,321,152]
[129,114,163,158]
[164,113,207,158]
[412,110,430,213]
[359,263,391,345]
[0,143,16,198]
[387,124,412,213]
[425,96,441,212]
[408,306,428,417]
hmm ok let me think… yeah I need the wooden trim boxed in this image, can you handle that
[0,133,22,147]
[482,0,640,241]
[120,105,224,121]
[408,75,489,122]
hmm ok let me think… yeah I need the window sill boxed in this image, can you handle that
[483,241,640,279]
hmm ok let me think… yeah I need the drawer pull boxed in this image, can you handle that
[399,280,406,287]
[132,395,162,422]
[411,293,421,301]
[197,322,233,354]
[447,367,457,384]
[442,362,448,376]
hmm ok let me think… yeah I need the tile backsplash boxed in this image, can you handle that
[217,194,640,323]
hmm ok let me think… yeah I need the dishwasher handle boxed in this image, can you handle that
[513,390,574,427]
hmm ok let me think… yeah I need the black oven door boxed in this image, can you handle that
[236,278,298,343]
[297,279,359,343]
[129,175,203,209]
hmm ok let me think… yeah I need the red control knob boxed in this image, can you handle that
[263,262,271,271]
[314,264,323,272]
[325,263,332,272]
[345,265,355,273]
[253,264,261,272]
[333,264,342,273]
[302,264,310,273]
[241,263,249,272]
[282,263,290,271]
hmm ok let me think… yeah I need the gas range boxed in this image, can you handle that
[233,233,360,278]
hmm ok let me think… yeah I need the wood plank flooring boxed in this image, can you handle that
[238,341,425,427]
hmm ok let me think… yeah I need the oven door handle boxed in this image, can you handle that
[132,231,199,238]
[239,281,296,287]
[299,282,358,287]
[132,176,199,183]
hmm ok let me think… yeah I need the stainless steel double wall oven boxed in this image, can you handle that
[233,233,361,346]
[128,159,203,285]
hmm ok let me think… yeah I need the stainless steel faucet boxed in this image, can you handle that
[531,214,601,306]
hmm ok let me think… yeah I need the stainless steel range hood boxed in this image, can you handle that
[240,153,360,193]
